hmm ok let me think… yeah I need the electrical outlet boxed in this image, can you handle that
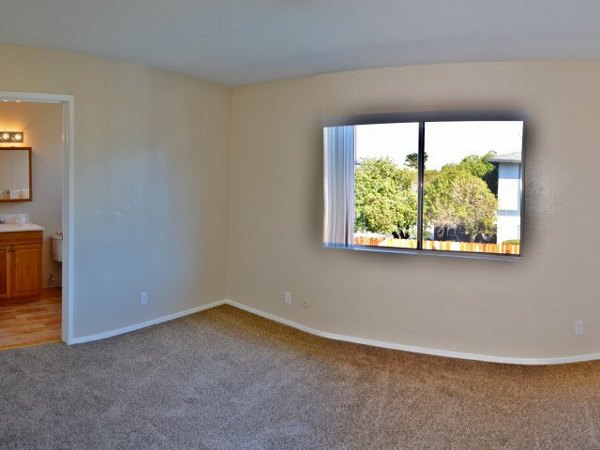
[574,320,584,336]
[302,298,310,308]
[140,292,148,305]
[284,291,292,304]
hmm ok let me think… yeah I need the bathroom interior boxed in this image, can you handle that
[0,100,64,350]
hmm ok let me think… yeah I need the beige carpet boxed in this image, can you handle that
[1,304,600,449]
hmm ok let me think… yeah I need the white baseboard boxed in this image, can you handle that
[70,300,226,344]
[70,297,600,365]
[223,299,600,366]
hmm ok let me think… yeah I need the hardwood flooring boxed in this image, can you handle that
[0,287,61,350]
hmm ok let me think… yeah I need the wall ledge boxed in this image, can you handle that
[70,298,600,365]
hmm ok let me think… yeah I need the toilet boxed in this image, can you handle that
[51,232,63,263]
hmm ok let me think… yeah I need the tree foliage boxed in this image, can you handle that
[444,151,498,195]
[355,152,499,241]
[354,158,417,235]
[404,152,428,169]
[424,165,497,239]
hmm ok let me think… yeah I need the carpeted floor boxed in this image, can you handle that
[1,305,600,449]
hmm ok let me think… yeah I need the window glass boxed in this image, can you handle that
[323,113,525,259]
[354,123,419,249]
[423,121,523,255]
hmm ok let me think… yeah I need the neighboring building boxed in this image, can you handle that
[489,152,522,244]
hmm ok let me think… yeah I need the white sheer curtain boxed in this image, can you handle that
[323,125,355,247]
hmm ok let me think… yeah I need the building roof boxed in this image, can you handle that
[488,152,522,164]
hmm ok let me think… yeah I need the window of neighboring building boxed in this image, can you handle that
[323,111,525,259]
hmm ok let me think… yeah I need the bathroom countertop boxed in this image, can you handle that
[0,223,44,233]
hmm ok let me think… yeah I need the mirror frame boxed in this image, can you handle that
[0,146,32,203]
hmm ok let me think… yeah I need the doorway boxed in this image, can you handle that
[0,91,74,348]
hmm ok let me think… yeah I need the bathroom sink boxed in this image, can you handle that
[0,223,44,233]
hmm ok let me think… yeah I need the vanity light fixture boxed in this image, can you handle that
[0,131,24,143]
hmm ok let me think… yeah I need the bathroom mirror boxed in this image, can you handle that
[0,147,32,202]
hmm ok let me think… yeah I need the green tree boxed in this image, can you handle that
[446,151,498,195]
[404,152,428,169]
[424,165,497,240]
[355,158,417,236]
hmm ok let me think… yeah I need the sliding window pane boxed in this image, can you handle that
[354,123,419,249]
[423,121,523,255]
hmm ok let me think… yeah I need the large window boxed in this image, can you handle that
[323,111,526,259]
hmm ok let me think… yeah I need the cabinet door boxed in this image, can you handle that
[10,244,42,298]
[0,246,9,299]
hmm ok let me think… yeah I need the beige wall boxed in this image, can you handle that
[3,43,598,360]
[227,61,600,359]
[0,45,231,338]
[0,102,64,288]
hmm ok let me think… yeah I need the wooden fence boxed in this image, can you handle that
[354,236,520,255]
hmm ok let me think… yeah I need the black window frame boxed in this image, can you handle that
[323,110,527,261]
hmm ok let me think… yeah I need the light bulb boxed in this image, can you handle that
[1,133,9,141]
[13,133,22,142]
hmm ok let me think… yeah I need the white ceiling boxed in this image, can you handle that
[2,0,600,86]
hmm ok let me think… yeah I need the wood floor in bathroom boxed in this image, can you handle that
[0,287,61,350]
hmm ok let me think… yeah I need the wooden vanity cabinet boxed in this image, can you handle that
[0,245,9,300]
[0,231,42,300]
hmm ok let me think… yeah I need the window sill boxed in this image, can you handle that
[325,244,523,261]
